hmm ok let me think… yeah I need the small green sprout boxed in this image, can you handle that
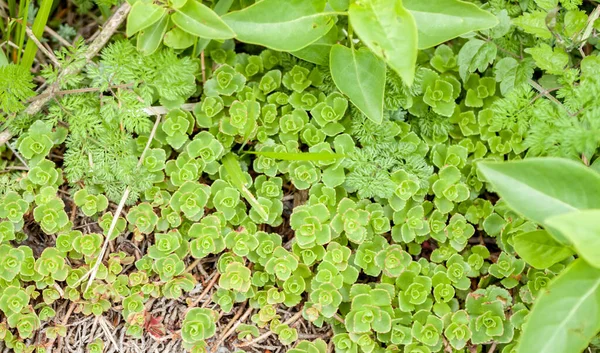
[126,202,158,234]
[170,181,211,221]
[290,203,331,248]
[204,64,246,96]
[181,308,217,345]
[33,198,69,234]
[73,189,108,217]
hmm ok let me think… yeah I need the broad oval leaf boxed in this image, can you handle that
[545,210,600,268]
[330,44,385,124]
[513,230,573,269]
[404,0,498,49]
[126,2,166,37]
[349,0,418,85]
[290,26,338,66]
[137,13,169,56]
[222,0,335,51]
[478,158,600,226]
[172,0,235,40]
[517,259,600,353]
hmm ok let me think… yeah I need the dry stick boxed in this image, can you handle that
[527,79,574,116]
[0,2,131,148]
[83,113,161,291]
[46,301,77,353]
[45,25,72,47]
[25,26,61,67]
[210,302,252,352]
[237,310,304,348]
[187,272,221,309]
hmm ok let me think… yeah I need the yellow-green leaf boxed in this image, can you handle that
[172,0,235,40]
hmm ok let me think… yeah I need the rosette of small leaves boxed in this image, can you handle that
[28,159,60,186]
[194,96,224,127]
[366,203,391,235]
[445,254,472,291]
[10,309,40,339]
[126,202,158,234]
[142,148,166,176]
[431,166,470,213]
[254,175,283,199]
[292,242,325,266]
[17,120,54,163]
[33,198,69,234]
[211,180,241,220]
[397,270,433,312]
[288,339,327,353]
[411,311,444,349]
[466,287,514,344]
[289,161,321,191]
[282,65,313,93]
[122,294,144,320]
[290,203,331,248]
[464,74,497,107]
[248,231,282,266]
[323,241,352,271]
[34,248,68,281]
[237,323,260,341]
[445,214,475,251]
[465,245,490,277]
[311,92,348,134]
[213,288,236,313]
[0,221,15,244]
[99,212,127,240]
[345,287,394,335]
[265,246,299,281]
[282,273,306,307]
[204,64,246,96]
[0,245,24,281]
[331,198,370,244]
[219,262,252,293]
[224,228,259,257]
[181,308,217,345]
[170,181,211,221]
[259,70,282,95]
[153,253,185,282]
[488,252,526,289]
[157,206,182,231]
[0,286,29,320]
[432,272,455,308]
[72,232,103,258]
[309,282,343,318]
[248,196,283,226]
[165,152,204,187]
[392,205,430,243]
[187,131,224,173]
[162,109,193,149]
[280,109,309,142]
[148,230,183,259]
[0,191,29,223]
[375,244,412,278]
[252,304,279,327]
[235,54,264,78]
[188,215,226,259]
[87,339,104,353]
[416,69,461,117]
[333,333,359,353]
[224,100,259,138]
[354,235,388,277]
[443,310,472,350]
[271,320,298,345]
[520,268,555,303]
[430,45,458,73]
[73,189,108,217]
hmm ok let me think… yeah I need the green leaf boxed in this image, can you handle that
[222,154,269,221]
[164,26,196,49]
[478,158,600,227]
[20,0,53,69]
[137,13,169,56]
[513,230,573,269]
[348,0,417,85]
[517,259,600,353]
[126,2,166,37]
[524,43,570,75]
[493,57,535,95]
[172,0,235,40]
[458,39,497,81]
[246,151,345,161]
[290,26,337,66]
[222,0,335,51]
[404,0,498,49]
[545,210,600,268]
[330,45,385,124]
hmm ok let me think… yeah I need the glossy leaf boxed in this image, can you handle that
[172,0,235,40]
[290,26,337,66]
[349,0,418,85]
[546,210,600,268]
[478,158,600,226]
[126,2,166,37]
[137,13,169,56]
[222,0,335,51]
[517,259,600,353]
[330,45,385,124]
[404,0,498,49]
[513,230,573,269]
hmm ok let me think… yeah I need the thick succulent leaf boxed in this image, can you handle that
[330,45,385,124]
[513,230,573,269]
[126,2,166,37]
[404,0,498,49]
[222,0,336,51]
[137,13,169,56]
[545,210,600,268]
[518,259,600,353]
[172,0,235,40]
[478,158,600,228]
[348,0,418,85]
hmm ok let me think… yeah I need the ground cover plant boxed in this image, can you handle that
[2,0,600,352]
